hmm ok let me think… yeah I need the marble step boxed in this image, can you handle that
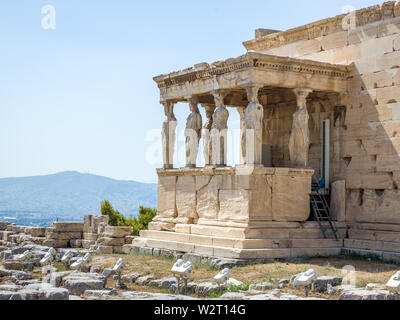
[140,230,342,249]
[130,237,342,259]
[175,224,347,240]
[344,238,400,253]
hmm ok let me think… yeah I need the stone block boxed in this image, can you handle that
[339,289,398,300]
[361,71,393,89]
[97,237,125,246]
[348,24,378,45]
[69,239,82,248]
[157,176,177,218]
[378,52,400,71]
[112,246,124,254]
[83,233,98,241]
[271,173,311,222]
[45,229,82,240]
[42,239,69,248]
[321,31,348,50]
[102,226,133,238]
[97,245,113,254]
[50,222,84,232]
[175,176,197,222]
[394,36,400,51]
[218,190,250,223]
[378,17,400,37]
[196,175,219,220]
[296,39,322,56]
[331,180,346,222]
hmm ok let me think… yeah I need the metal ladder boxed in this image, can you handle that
[311,182,339,241]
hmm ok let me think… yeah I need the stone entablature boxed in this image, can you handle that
[154,52,349,101]
[151,167,314,234]
[243,1,400,51]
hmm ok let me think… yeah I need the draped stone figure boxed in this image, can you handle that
[161,101,177,169]
[185,98,203,168]
[289,88,313,168]
[210,91,229,166]
[242,85,264,165]
[202,104,216,166]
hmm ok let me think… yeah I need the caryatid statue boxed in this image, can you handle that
[202,104,216,166]
[185,97,203,168]
[289,88,313,168]
[242,84,264,165]
[210,91,229,166]
[161,101,177,169]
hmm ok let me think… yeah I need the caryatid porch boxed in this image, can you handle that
[134,52,350,259]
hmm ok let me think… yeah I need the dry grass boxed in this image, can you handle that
[1,254,397,300]
[93,253,400,299]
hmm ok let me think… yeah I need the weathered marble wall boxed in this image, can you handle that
[251,5,400,224]
[263,91,335,179]
[150,167,314,232]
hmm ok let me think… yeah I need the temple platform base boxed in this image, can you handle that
[125,221,347,260]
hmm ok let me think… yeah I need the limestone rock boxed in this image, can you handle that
[149,277,177,289]
[339,289,398,300]
[121,273,141,283]
[313,276,343,293]
[102,226,133,238]
[135,275,154,286]
[195,282,220,296]
[220,292,247,300]
[249,282,273,291]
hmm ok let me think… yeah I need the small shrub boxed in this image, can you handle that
[100,200,156,235]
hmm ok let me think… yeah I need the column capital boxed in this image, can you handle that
[211,90,229,108]
[184,95,199,104]
[293,88,313,109]
[161,100,177,120]
[242,83,263,105]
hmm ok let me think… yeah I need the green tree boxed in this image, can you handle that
[132,206,157,236]
[100,200,129,226]
[100,200,156,235]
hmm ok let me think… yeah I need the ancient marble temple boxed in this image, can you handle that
[132,2,400,261]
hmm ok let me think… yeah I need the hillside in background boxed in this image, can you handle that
[0,171,157,227]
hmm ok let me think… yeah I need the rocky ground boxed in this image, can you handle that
[1,243,399,300]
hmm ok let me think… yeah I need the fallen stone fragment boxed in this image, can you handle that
[220,292,247,300]
[49,271,72,287]
[227,278,244,287]
[313,276,343,293]
[339,289,399,300]
[249,282,273,291]
[149,277,177,289]
[12,271,34,281]
[102,268,115,279]
[195,282,220,296]
[0,291,21,300]
[0,284,22,292]
[246,294,279,301]
[83,289,118,299]
[121,273,141,283]
[121,291,199,300]
[136,275,154,286]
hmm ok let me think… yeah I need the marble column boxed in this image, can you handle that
[202,104,216,166]
[185,97,203,168]
[289,88,313,168]
[161,101,177,169]
[242,84,264,165]
[210,90,229,167]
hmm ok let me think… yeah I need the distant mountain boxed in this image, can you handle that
[0,171,157,226]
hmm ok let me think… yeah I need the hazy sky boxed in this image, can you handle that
[0,0,382,183]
